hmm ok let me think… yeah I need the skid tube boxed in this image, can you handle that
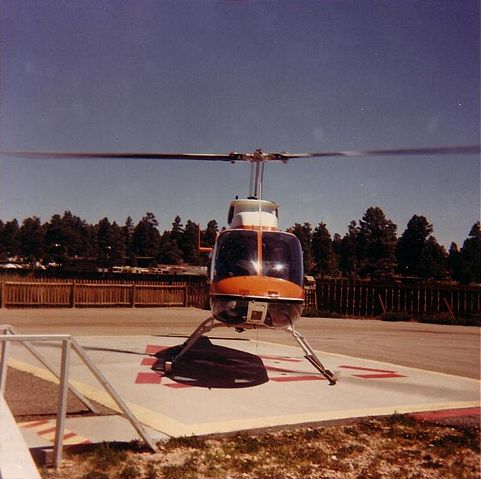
[288,323,338,385]
[164,317,224,373]
[163,316,338,385]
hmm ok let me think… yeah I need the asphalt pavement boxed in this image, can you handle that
[2,307,479,378]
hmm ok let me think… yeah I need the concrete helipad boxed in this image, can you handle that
[8,334,480,447]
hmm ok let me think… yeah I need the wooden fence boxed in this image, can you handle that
[0,279,207,309]
[0,277,480,322]
[315,279,481,320]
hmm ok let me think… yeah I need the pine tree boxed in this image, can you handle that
[19,217,45,261]
[0,219,20,259]
[460,222,481,283]
[96,218,126,267]
[418,237,448,280]
[158,231,183,265]
[44,211,91,261]
[311,222,337,277]
[132,213,160,262]
[397,215,433,277]
[357,207,397,279]
[201,219,218,247]
[181,220,201,265]
[336,221,360,278]
[122,216,135,265]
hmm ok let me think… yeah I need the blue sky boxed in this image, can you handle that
[0,0,479,247]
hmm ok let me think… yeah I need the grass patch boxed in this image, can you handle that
[44,415,480,479]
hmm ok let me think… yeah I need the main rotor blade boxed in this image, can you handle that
[1,145,478,162]
[0,150,236,161]
[281,145,480,160]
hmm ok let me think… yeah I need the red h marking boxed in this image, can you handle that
[339,365,405,379]
[271,375,325,382]
[141,357,157,366]
[144,345,168,354]
[135,372,162,384]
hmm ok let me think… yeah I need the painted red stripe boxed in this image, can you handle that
[135,372,162,384]
[265,365,298,374]
[38,426,57,435]
[63,432,78,440]
[339,365,396,373]
[271,375,325,382]
[353,373,405,379]
[22,420,50,429]
[141,357,157,366]
[144,345,168,354]
[411,408,480,421]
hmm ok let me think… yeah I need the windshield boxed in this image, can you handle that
[213,231,259,281]
[262,232,303,286]
[213,230,303,286]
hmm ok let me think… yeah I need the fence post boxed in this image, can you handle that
[131,283,136,308]
[0,281,4,308]
[70,281,76,308]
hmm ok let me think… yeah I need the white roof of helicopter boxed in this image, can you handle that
[228,198,279,230]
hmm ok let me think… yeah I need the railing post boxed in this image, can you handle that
[53,338,71,469]
[1,281,5,308]
[0,326,9,392]
[71,338,158,452]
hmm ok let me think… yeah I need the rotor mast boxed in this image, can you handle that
[249,156,265,199]
[237,149,285,199]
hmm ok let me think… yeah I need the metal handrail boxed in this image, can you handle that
[0,326,158,468]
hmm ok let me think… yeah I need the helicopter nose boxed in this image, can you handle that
[210,296,303,328]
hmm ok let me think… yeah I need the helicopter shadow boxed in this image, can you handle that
[151,336,269,389]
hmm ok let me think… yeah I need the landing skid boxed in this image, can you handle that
[287,323,338,385]
[164,317,223,373]
[161,316,337,385]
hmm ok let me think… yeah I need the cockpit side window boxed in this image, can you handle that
[213,231,258,281]
[262,232,304,286]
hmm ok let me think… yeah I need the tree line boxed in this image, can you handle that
[0,207,479,284]
[289,207,480,284]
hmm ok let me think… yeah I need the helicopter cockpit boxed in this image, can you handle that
[212,230,303,286]
[210,229,305,327]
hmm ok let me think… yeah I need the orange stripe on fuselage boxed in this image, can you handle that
[211,276,304,300]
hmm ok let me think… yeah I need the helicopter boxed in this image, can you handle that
[1,144,479,385]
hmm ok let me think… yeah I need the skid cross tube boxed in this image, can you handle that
[288,324,337,385]
[166,317,226,369]
[165,317,337,386]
